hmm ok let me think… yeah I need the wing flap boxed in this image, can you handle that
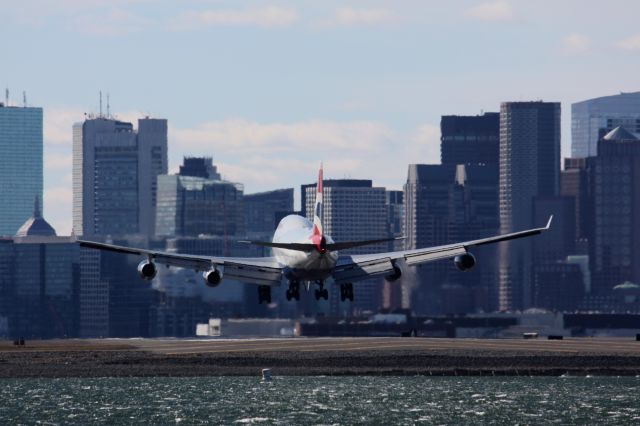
[404,246,467,266]
[223,262,283,286]
[333,257,395,284]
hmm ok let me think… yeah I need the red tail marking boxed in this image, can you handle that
[317,167,323,193]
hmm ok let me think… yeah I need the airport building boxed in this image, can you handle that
[155,158,244,238]
[571,91,640,158]
[0,103,43,236]
[498,101,561,311]
[72,116,168,238]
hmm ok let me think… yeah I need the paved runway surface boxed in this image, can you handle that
[2,337,640,356]
[116,337,640,355]
[3,337,640,377]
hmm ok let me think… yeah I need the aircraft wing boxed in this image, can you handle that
[332,216,553,285]
[77,240,284,286]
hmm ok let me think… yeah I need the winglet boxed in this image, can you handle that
[545,215,553,230]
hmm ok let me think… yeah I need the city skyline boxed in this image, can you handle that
[3,1,640,234]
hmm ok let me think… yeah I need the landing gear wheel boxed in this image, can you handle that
[287,280,300,301]
[258,285,272,304]
[314,280,329,301]
[340,283,354,302]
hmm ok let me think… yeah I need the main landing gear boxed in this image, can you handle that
[340,283,354,302]
[314,280,329,301]
[258,285,271,304]
[286,280,300,301]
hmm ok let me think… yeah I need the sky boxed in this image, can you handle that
[2,0,640,235]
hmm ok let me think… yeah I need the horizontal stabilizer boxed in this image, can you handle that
[239,237,403,252]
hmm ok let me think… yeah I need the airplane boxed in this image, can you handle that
[79,165,553,304]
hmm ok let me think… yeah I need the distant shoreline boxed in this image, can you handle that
[2,338,640,378]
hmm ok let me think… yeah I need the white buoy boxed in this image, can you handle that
[261,368,272,382]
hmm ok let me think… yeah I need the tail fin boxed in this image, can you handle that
[313,163,323,237]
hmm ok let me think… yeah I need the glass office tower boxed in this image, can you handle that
[0,104,43,236]
[572,92,640,158]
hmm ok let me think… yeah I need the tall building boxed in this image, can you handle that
[0,103,43,236]
[72,117,167,238]
[572,92,640,158]
[244,188,294,236]
[155,158,244,238]
[590,127,640,294]
[404,164,499,314]
[303,180,388,315]
[1,204,80,339]
[498,101,561,311]
[179,157,221,180]
[561,158,593,245]
[440,112,499,166]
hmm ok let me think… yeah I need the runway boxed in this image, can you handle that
[2,337,640,377]
[126,336,640,356]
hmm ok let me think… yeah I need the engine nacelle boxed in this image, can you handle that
[203,268,223,287]
[385,263,402,282]
[454,253,476,272]
[137,259,157,280]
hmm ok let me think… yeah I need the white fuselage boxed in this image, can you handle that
[272,214,338,281]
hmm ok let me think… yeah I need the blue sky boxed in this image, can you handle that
[2,0,640,234]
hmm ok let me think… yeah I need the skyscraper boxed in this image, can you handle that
[404,164,499,314]
[0,103,43,236]
[590,127,640,294]
[155,158,244,238]
[244,188,294,236]
[303,180,388,314]
[572,91,640,158]
[440,112,499,166]
[72,117,167,238]
[498,101,560,310]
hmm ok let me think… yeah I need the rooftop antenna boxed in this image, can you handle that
[99,90,103,118]
[5,88,8,106]
[106,93,110,118]
[23,91,26,107]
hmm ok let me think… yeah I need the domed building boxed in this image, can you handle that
[15,197,56,237]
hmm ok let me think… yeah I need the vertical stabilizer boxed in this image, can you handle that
[313,164,324,237]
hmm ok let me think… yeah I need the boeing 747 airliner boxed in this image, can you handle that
[79,166,552,304]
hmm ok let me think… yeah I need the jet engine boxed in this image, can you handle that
[454,253,476,272]
[137,259,157,280]
[385,263,402,282]
[203,268,223,287]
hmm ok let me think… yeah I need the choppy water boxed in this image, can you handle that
[1,376,640,425]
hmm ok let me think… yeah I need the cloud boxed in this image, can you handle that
[320,7,396,26]
[43,186,73,235]
[72,8,151,36]
[465,1,514,22]
[170,6,298,30]
[44,154,73,172]
[44,107,84,146]
[562,33,591,54]
[168,118,440,194]
[616,34,640,51]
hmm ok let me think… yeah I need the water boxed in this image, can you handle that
[1,376,640,425]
